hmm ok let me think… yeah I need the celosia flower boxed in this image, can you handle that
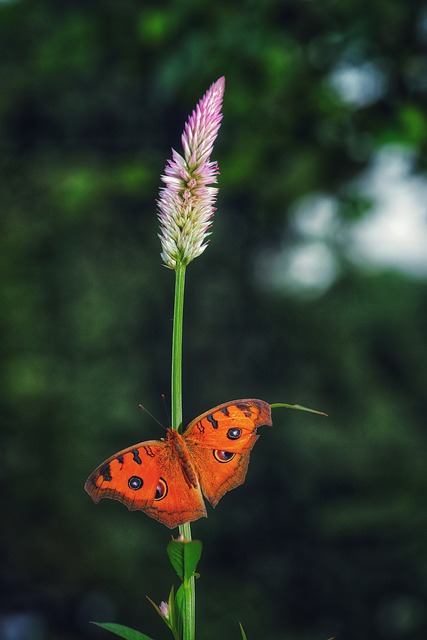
[157,77,225,269]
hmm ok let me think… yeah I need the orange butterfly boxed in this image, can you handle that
[85,399,272,529]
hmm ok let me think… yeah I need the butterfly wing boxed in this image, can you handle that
[84,435,207,529]
[183,399,272,507]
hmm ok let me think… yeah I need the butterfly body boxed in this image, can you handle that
[85,399,272,528]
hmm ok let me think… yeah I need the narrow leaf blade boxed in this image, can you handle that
[271,402,328,416]
[90,621,155,640]
[239,622,248,640]
[174,583,184,639]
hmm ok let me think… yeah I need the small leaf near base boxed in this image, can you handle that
[90,621,154,640]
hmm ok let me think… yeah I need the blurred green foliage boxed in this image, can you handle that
[1,1,427,639]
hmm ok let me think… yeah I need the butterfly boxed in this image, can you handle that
[85,399,272,528]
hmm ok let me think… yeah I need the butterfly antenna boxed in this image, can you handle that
[161,393,171,426]
[138,403,166,431]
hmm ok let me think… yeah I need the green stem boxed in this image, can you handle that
[171,264,185,433]
[179,522,195,640]
[171,264,195,640]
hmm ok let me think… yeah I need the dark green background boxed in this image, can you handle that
[2,1,427,639]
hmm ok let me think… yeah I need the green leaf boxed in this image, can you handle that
[167,540,185,580]
[174,583,184,640]
[90,621,155,640]
[239,622,248,640]
[167,584,177,631]
[270,402,328,417]
[167,539,202,581]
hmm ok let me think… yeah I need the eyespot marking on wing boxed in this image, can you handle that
[213,450,235,463]
[128,476,143,490]
[227,428,242,440]
[154,478,168,500]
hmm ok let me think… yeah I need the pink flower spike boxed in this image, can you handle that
[157,77,225,269]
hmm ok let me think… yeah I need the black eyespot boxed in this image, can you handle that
[214,450,235,463]
[227,428,242,440]
[128,476,143,490]
[155,477,168,500]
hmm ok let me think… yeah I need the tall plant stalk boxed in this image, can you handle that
[170,264,195,640]
[87,76,326,640]
[157,76,225,640]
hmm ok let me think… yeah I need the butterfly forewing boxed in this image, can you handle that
[85,440,168,508]
[84,436,206,528]
[183,399,272,507]
[183,399,272,452]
